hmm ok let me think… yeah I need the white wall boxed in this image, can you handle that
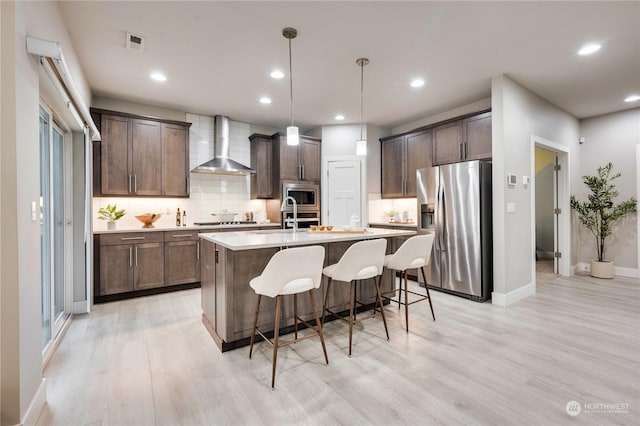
[1,1,91,422]
[577,108,640,269]
[492,75,580,302]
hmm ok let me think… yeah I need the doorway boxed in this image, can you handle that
[531,135,570,286]
[39,105,72,351]
[326,160,361,227]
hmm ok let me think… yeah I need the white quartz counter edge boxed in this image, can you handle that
[368,222,417,228]
[93,222,280,234]
[199,228,416,250]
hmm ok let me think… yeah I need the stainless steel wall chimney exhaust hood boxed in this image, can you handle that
[191,115,256,175]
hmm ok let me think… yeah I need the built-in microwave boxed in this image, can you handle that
[282,183,320,211]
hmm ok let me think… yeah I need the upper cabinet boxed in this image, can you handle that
[249,134,274,199]
[92,109,191,197]
[276,134,321,183]
[381,129,432,198]
[249,132,321,199]
[433,111,492,165]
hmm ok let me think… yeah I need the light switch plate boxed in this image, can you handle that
[507,202,516,213]
[523,176,531,185]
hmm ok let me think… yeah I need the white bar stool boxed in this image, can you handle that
[383,234,436,333]
[321,239,388,356]
[248,245,328,388]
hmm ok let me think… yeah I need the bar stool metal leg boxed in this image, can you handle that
[249,295,261,358]
[294,293,298,340]
[421,266,436,321]
[374,276,390,340]
[397,274,402,310]
[348,281,356,357]
[309,290,329,365]
[404,271,410,333]
[271,296,282,389]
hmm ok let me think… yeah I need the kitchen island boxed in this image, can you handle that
[199,228,415,351]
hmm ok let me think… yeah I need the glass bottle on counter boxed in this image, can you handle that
[176,208,181,227]
[182,210,187,226]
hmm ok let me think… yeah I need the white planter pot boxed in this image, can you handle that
[107,221,116,230]
[590,260,614,279]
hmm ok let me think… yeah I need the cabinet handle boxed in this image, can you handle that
[215,249,219,264]
[134,174,137,193]
[197,241,200,260]
[128,175,132,193]
[135,246,138,266]
[121,236,145,241]
[459,143,463,159]
[299,165,303,180]
[172,234,193,238]
[129,246,133,267]
[301,165,305,180]
[465,142,468,158]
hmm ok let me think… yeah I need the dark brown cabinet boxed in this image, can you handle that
[433,111,492,165]
[276,134,321,183]
[381,130,432,198]
[164,231,200,286]
[249,134,274,199]
[96,232,165,296]
[92,109,191,197]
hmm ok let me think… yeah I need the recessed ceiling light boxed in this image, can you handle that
[410,79,425,88]
[334,114,345,121]
[259,97,272,104]
[270,70,284,79]
[624,94,640,103]
[150,72,167,82]
[578,43,601,56]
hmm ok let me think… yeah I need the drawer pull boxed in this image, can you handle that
[172,234,193,238]
[121,237,145,241]
[197,241,200,260]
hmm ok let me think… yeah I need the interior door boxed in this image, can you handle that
[327,160,361,227]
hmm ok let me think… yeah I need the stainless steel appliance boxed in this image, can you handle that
[282,183,319,211]
[282,211,320,229]
[417,160,492,301]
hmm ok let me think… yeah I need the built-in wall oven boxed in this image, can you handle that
[282,183,320,211]
[282,211,321,229]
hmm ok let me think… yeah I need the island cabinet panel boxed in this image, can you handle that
[201,236,399,352]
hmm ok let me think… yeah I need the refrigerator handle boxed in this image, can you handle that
[437,183,446,251]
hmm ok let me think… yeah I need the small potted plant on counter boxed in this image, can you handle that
[570,162,637,279]
[98,204,126,230]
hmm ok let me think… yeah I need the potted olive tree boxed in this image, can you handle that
[570,162,637,278]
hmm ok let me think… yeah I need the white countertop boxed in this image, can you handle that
[199,228,416,250]
[93,222,280,234]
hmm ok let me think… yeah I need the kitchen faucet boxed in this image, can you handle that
[280,196,298,233]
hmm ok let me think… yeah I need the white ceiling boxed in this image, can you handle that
[58,1,640,130]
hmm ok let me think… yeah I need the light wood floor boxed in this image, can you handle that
[37,273,640,426]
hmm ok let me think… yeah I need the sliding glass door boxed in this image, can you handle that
[40,105,71,350]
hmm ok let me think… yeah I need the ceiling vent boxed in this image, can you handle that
[126,32,145,51]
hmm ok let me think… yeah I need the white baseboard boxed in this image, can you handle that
[73,300,89,314]
[21,378,47,426]
[570,264,577,275]
[614,266,639,278]
[492,282,536,307]
[575,262,638,278]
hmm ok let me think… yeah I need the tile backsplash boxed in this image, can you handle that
[92,113,278,230]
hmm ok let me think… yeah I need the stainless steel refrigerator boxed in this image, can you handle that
[417,161,492,302]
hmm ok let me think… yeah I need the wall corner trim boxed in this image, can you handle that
[491,282,536,306]
[73,300,89,314]
[22,378,47,426]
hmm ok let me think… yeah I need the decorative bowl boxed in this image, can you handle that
[317,225,326,231]
[326,225,334,231]
[310,225,318,231]
[135,213,162,228]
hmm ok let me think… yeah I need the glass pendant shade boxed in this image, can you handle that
[356,139,367,156]
[287,126,299,146]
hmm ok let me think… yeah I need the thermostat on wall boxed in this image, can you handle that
[507,174,517,186]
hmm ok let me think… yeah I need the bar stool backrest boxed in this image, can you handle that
[386,234,435,271]
[331,238,387,282]
[253,245,325,298]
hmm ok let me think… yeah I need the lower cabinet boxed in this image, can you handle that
[164,231,201,285]
[97,232,165,296]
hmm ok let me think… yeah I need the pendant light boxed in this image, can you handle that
[283,27,299,146]
[355,57,369,156]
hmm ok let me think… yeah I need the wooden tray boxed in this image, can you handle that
[309,229,367,234]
